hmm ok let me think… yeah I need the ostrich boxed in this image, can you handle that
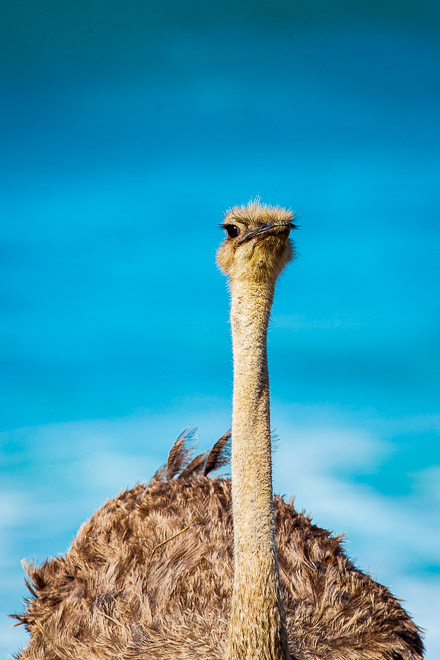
[14,201,423,659]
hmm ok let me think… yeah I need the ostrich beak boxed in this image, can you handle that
[237,223,291,246]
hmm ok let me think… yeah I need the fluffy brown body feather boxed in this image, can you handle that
[15,432,423,660]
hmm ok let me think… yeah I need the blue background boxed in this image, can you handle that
[1,1,439,657]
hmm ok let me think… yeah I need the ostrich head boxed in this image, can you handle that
[216,200,296,283]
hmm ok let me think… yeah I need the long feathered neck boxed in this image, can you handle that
[226,278,290,660]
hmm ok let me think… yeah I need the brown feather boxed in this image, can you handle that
[166,428,196,480]
[203,430,231,476]
[178,451,209,480]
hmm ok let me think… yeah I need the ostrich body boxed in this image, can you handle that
[15,202,423,660]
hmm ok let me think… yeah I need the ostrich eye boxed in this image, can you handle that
[224,224,240,238]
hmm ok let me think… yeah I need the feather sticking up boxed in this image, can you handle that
[149,427,197,482]
[203,430,231,476]
[166,428,198,480]
[178,451,209,480]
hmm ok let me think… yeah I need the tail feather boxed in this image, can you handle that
[203,430,231,476]
[166,428,197,480]
[178,451,209,480]
[154,429,231,482]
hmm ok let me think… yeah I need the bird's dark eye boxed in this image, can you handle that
[224,224,240,238]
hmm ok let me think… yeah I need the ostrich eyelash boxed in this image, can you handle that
[220,223,298,230]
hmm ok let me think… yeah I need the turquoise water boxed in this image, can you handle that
[1,2,439,657]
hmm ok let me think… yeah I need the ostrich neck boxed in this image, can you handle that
[227,278,290,660]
